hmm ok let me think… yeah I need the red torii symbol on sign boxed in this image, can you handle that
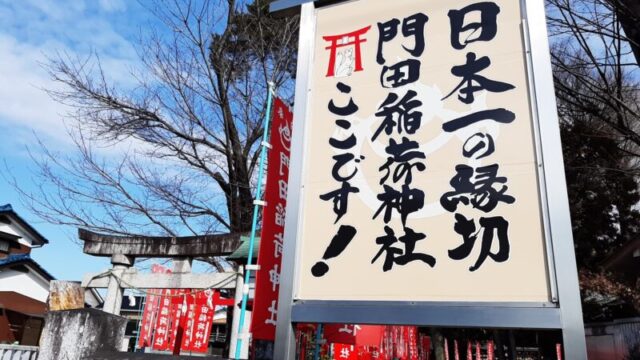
[323,26,372,77]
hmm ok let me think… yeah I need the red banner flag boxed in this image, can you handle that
[358,346,374,360]
[556,343,563,360]
[333,343,358,360]
[187,290,215,353]
[406,326,419,360]
[454,340,460,360]
[168,289,189,352]
[487,341,495,360]
[138,264,171,349]
[180,292,197,351]
[356,325,385,347]
[137,291,158,349]
[152,288,175,351]
[138,264,224,354]
[325,324,358,345]
[251,97,293,341]
[444,338,450,360]
[421,336,431,360]
[176,289,224,353]
[148,265,174,351]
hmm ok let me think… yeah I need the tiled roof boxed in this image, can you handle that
[227,235,260,262]
[0,204,50,245]
[0,253,30,266]
[0,253,55,280]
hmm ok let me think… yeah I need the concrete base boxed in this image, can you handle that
[38,308,127,360]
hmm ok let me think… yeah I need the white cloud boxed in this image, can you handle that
[23,0,87,21]
[99,0,127,13]
[0,0,142,151]
[0,35,71,145]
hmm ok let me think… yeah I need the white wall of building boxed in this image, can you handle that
[0,268,49,303]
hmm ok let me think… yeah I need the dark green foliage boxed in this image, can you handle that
[561,119,640,270]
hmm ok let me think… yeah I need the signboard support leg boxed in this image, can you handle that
[274,2,316,359]
[543,111,588,359]
[524,0,587,358]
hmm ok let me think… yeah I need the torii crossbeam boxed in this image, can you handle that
[78,229,244,314]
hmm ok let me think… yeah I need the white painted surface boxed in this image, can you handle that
[0,268,49,303]
[0,222,35,248]
[230,270,251,359]
[84,288,103,308]
[0,344,38,360]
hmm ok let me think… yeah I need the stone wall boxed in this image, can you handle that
[38,308,127,360]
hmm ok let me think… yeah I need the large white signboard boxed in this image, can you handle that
[294,0,551,302]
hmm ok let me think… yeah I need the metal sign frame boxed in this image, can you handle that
[271,0,587,358]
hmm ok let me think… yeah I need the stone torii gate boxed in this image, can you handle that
[39,230,246,360]
[78,229,242,315]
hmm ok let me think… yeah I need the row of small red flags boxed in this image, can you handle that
[323,340,562,360]
[297,324,563,360]
[328,339,536,360]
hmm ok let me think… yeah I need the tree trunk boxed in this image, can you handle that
[614,0,640,65]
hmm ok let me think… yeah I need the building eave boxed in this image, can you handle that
[0,204,50,245]
[0,254,55,282]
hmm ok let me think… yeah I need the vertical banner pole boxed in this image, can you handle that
[234,82,276,359]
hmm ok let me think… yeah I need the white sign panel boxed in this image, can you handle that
[293,0,551,302]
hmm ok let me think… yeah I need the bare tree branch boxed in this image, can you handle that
[12,0,298,237]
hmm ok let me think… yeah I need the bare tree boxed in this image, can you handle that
[609,0,640,64]
[547,0,640,159]
[10,0,298,237]
[546,0,640,320]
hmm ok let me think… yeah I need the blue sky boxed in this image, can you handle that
[0,0,162,280]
